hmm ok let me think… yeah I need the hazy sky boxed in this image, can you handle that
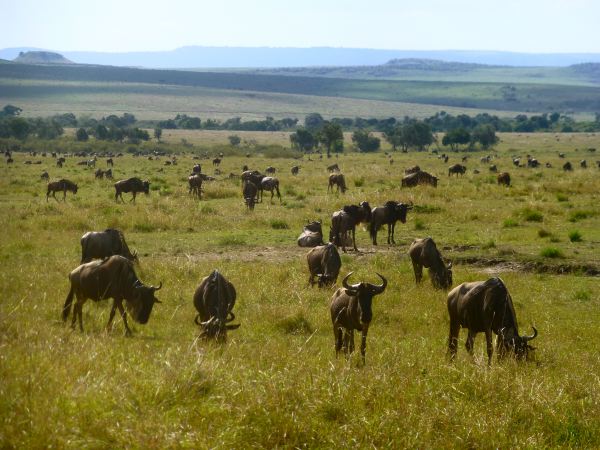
[2,0,599,53]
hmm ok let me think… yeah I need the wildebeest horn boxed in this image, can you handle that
[226,312,236,323]
[372,273,387,294]
[152,281,163,291]
[523,326,538,342]
[342,272,359,291]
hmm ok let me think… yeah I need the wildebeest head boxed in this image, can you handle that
[432,261,453,290]
[304,220,322,233]
[126,281,162,324]
[342,272,387,324]
[498,326,538,360]
[195,271,240,341]
[142,180,150,194]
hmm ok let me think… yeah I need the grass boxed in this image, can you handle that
[541,247,564,258]
[1,133,600,448]
[569,230,583,242]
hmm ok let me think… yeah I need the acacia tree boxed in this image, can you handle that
[442,127,471,151]
[318,122,344,157]
[352,130,381,152]
[289,127,316,152]
[154,127,162,142]
[471,124,498,149]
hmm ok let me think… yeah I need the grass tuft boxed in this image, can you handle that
[540,247,564,258]
[568,230,582,242]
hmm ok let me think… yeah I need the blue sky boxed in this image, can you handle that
[2,0,599,53]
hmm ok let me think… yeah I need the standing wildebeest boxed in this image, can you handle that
[489,164,497,173]
[212,157,221,167]
[330,202,371,252]
[563,161,573,171]
[265,166,276,174]
[404,165,421,175]
[580,160,587,168]
[369,201,412,245]
[260,177,281,203]
[327,163,340,172]
[527,157,540,168]
[47,179,78,202]
[114,177,150,203]
[56,157,65,168]
[307,243,341,287]
[408,237,452,290]
[448,164,467,176]
[243,180,258,210]
[41,171,49,180]
[188,174,203,199]
[497,172,511,186]
[193,270,240,341]
[106,158,114,167]
[447,277,538,365]
[62,255,162,336]
[291,165,300,175]
[241,170,264,203]
[104,168,113,179]
[297,221,324,247]
[80,228,137,263]
[328,173,347,193]
[401,170,438,188]
[330,272,387,363]
[95,168,105,179]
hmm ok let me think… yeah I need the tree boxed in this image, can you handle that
[318,122,344,157]
[304,113,325,131]
[352,130,381,152]
[2,105,22,116]
[8,117,31,140]
[76,127,89,141]
[154,127,162,142]
[94,124,109,140]
[471,124,498,149]
[383,125,405,151]
[290,128,316,152]
[228,135,241,146]
[442,127,471,151]
[404,121,434,151]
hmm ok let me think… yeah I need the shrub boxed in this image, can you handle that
[569,210,595,222]
[270,219,289,230]
[573,290,590,302]
[568,230,582,242]
[521,208,543,222]
[482,239,496,249]
[540,247,564,258]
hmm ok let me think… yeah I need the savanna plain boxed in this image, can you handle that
[1,132,600,448]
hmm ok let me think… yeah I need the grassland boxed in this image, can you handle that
[1,133,600,448]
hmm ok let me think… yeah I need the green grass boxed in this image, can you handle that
[569,230,583,242]
[540,247,564,258]
[1,133,600,447]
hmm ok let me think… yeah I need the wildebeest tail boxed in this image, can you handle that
[62,286,74,321]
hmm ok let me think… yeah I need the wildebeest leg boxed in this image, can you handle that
[485,329,493,365]
[352,228,358,252]
[360,324,369,363]
[130,192,136,203]
[63,189,67,201]
[465,330,476,356]
[448,322,460,361]
[115,299,132,336]
[334,326,343,356]
[72,297,84,332]
[106,300,118,332]
[52,191,58,202]
[412,261,423,284]
[389,222,395,244]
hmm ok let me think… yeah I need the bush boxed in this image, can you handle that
[569,210,595,222]
[521,208,543,222]
[540,247,564,258]
[568,230,582,242]
[270,219,289,230]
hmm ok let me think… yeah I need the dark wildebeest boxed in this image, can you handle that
[114,177,150,203]
[62,255,162,336]
[193,270,239,341]
[291,165,300,175]
[513,157,521,167]
[241,170,264,203]
[7,157,13,164]
[192,164,202,174]
[188,174,203,199]
[327,163,340,172]
[307,243,341,287]
[481,155,491,163]
[80,228,137,264]
[408,237,452,290]
[265,166,276,174]
[596,160,600,169]
[580,160,587,168]
[497,172,511,186]
[404,165,421,175]
[447,277,538,365]
[260,177,281,203]
[563,161,573,171]
[489,164,497,173]
[330,272,387,363]
[56,157,65,168]
[448,164,467,176]
[527,157,540,168]
[328,173,347,193]
[401,171,438,188]
[243,180,258,210]
[107,158,114,167]
[330,202,371,252]
[212,157,221,167]
[369,201,412,245]
[104,168,113,179]
[41,171,49,181]
[95,168,105,179]
[47,179,78,202]
[297,221,324,247]
[558,152,565,158]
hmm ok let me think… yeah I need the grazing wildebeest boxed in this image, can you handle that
[558,152,565,158]
[297,221,324,247]
[243,180,258,210]
[545,162,553,168]
[114,177,150,203]
[56,157,65,168]
[580,160,587,168]
[489,164,497,173]
[448,164,467,176]
[241,170,264,202]
[87,159,96,168]
[327,163,340,172]
[41,171,49,180]
[480,155,491,163]
[265,166,276,174]
[95,168,105,179]
[369,201,412,245]
[497,172,511,186]
[80,228,137,263]
[404,165,420,175]
[330,272,387,363]
[563,161,573,171]
[62,255,162,336]
[307,243,341,287]
[193,270,240,341]
[188,174,203,199]
[328,173,347,193]
[260,177,281,203]
[513,157,521,167]
[447,277,538,365]
[164,160,172,166]
[527,157,540,168]
[104,168,113,179]
[408,237,452,290]
[401,170,438,188]
[291,165,300,175]
[212,157,221,167]
[107,158,114,167]
[47,179,78,202]
[330,202,371,252]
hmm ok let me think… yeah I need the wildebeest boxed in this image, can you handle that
[95,168,106,179]
[241,170,264,202]
[212,157,221,167]
[558,152,565,158]
[596,160,600,169]
[489,164,497,173]
[192,164,202,174]
[297,221,324,247]
[307,243,341,287]
[243,180,258,210]
[580,159,587,168]
[448,164,467,176]
[193,270,240,341]
[291,165,300,175]
[188,174,203,199]
[106,158,114,167]
[56,157,65,168]
[401,170,438,188]
[563,161,573,171]
[327,163,340,172]
[513,157,521,167]
[265,166,276,174]
[480,155,491,164]
[404,165,421,175]
[330,272,387,363]
[330,202,371,252]
[80,228,137,263]
[447,277,538,365]
[369,200,412,245]
[104,168,113,179]
[328,173,347,193]
[47,179,78,202]
[527,157,540,168]
[114,177,150,203]
[408,237,452,290]
[260,177,281,203]
[62,255,162,336]
[41,171,49,180]
[497,172,511,186]
[7,157,13,164]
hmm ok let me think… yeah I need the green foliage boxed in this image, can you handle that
[414,218,426,230]
[569,210,595,222]
[270,219,289,230]
[538,228,552,238]
[568,230,582,242]
[556,193,569,202]
[503,218,519,228]
[540,247,564,258]
[442,127,471,151]
[75,127,89,142]
[520,208,544,222]
[318,122,344,157]
[351,130,381,152]
[471,124,499,149]
[228,134,241,146]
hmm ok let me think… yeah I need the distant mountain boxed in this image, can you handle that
[2,46,600,68]
[13,51,74,65]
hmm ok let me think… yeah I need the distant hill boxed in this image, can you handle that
[13,51,74,65]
